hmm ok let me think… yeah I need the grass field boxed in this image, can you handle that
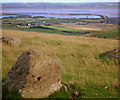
[90,30,119,39]
[53,23,118,31]
[2,23,119,39]
[2,24,92,36]
[2,29,118,98]
[2,17,119,39]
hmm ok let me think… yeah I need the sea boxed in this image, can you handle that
[1,3,119,19]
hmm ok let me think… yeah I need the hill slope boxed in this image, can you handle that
[2,29,118,98]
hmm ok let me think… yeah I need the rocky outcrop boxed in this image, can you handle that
[106,47,120,60]
[1,35,21,46]
[3,49,62,98]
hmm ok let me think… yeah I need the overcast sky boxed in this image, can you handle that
[0,0,119,3]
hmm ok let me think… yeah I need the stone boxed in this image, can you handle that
[64,85,68,92]
[1,35,21,46]
[106,47,120,60]
[104,86,108,89]
[64,82,68,85]
[68,81,75,85]
[3,49,62,98]
[73,90,80,97]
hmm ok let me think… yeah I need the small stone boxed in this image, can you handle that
[105,47,120,60]
[105,86,108,89]
[19,89,22,93]
[64,85,68,92]
[64,82,68,85]
[73,90,79,97]
[1,35,21,46]
[68,81,75,85]
[31,90,33,93]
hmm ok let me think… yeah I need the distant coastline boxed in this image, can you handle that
[1,13,107,19]
[2,2,118,17]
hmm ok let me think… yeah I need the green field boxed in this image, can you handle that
[2,24,92,36]
[91,30,119,39]
[2,17,119,39]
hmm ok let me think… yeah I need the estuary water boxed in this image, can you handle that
[1,3,118,19]
[1,14,102,19]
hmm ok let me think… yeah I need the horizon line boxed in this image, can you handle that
[0,2,119,3]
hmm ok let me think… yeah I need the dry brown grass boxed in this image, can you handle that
[53,23,118,31]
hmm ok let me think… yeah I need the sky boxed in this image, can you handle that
[0,0,119,3]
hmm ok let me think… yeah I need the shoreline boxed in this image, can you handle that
[1,13,106,19]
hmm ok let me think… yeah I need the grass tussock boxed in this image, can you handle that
[2,29,118,98]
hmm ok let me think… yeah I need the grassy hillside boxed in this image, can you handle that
[2,29,118,98]
[90,30,119,39]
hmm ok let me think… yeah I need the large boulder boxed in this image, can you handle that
[3,49,62,98]
[1,35,21,46]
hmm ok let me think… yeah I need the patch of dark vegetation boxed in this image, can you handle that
[99,49,119,65]
[99,51,111,64]
[2,86,23,99]
[30,26,91,35]
[30,26,55,30]
[91,29,119,39]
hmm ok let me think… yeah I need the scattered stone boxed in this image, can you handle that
[73,90,80,97]
[106,47,120,60]
[3,49,62,98]
[68,81,75,85]
[64,85,68,92]
[1,35,21,46]
[95,93,97,96]
[104,86,108,89]
[64,82,68,85]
